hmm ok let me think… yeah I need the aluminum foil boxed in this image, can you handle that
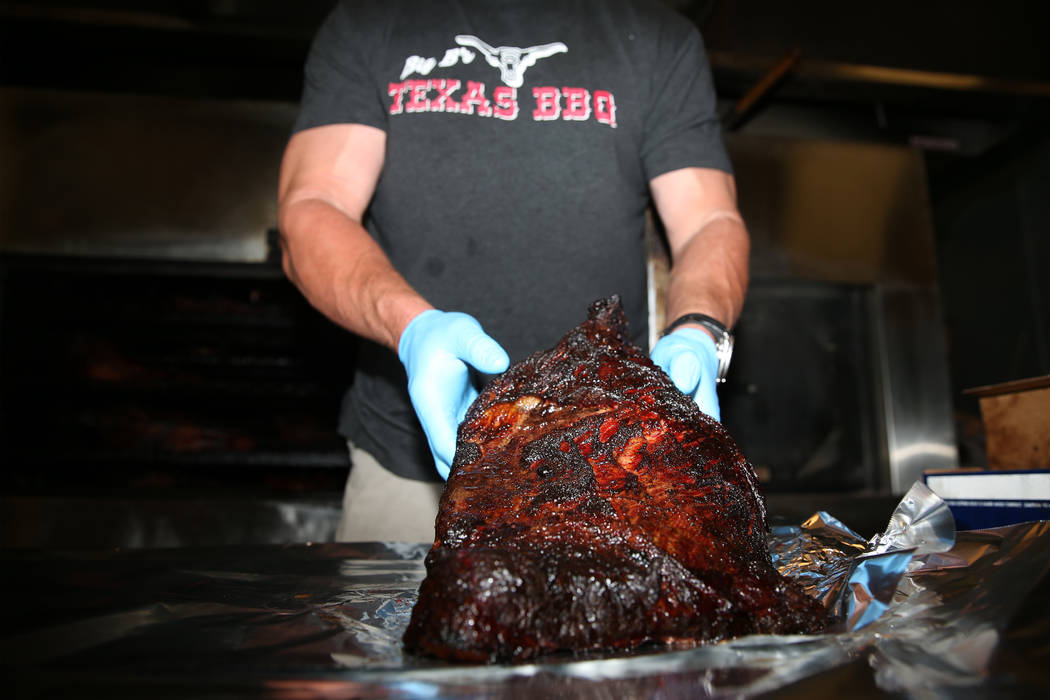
[4,486,1049,698]
[770,481,957,631]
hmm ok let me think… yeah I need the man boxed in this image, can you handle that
[277,0,749,542]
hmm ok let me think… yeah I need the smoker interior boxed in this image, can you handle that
[0,256,355,547]
[2,256,356,464]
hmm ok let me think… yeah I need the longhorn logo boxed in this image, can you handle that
[454,35,567,88]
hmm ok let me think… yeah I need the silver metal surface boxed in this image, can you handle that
[0,87,296,261]
[874,284,960,492]
[723,135,957,493]
[727,135,942,286]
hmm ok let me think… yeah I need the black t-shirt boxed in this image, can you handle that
[294,0,731,481]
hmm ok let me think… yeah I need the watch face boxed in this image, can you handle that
[715,334,733,382]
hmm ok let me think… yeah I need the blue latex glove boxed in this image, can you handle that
[398,309,510,479]
[650,327,721,421]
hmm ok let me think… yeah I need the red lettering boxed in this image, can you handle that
[594,90,617,128]
[404,79,429,113]
[387,82,406,115]
[532,86,561,120]
[562,87,591,121]
[460,81,492,116]
[389,78,612,125]
[427,79,461,113]
[492,86,518,121]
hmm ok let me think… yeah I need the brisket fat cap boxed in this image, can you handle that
[403,297,826,663]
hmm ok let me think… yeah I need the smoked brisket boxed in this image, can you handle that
[403,297,826,662]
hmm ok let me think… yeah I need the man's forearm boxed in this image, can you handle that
[664,213,750,331]
[278,197,431,351]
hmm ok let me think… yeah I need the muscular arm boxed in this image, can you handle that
[649,167,750,332]
[277,123,431,351]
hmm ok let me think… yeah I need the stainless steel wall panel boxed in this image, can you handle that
[874,284,959,491]
[0,87,295,261]
[727,135,941,286]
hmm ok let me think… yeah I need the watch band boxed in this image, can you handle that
[661,313,734,383]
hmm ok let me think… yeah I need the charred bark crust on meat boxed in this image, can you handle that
[403,296,826,662]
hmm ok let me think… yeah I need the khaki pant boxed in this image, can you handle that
[336,442,444,543]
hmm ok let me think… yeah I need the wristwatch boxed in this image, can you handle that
[661,313,734,383]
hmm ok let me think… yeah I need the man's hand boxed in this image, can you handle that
[648,166,748,424]
[399,310,510,479]
[651,328,721,421]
